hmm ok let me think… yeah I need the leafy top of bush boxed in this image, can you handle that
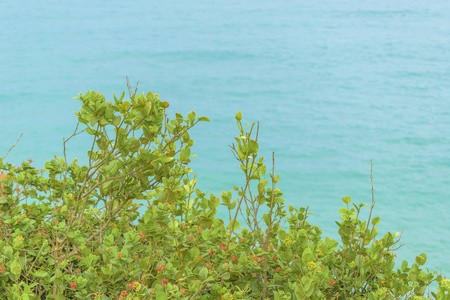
[0,86,448,300]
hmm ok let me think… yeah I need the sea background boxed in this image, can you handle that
[1,0,449,277]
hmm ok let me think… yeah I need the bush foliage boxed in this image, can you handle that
[0,86,448,299]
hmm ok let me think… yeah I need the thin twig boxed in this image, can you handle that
[3,133,23,160]
[390,229,405,251]
[189,282,207,300]
[226,123,257,247]
[360,160,376,249]
[262,151,276,299]
[62,122,81,200]
[301,206,309,228]
[126,77,139,99]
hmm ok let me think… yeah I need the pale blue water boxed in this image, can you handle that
[1,0,449,277]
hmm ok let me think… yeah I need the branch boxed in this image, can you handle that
[3,133,23,160]
[360,160,376,249]
[126,76,139,99]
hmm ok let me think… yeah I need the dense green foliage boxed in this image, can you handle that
[0,87,448,299]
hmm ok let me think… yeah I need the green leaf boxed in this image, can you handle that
[273,174,280,183]
[85,127,96,135]
[198,116,210,122]
[226,220,240,231]
[302,276,313,293]
[28,189,38,198]
[34,270,49,278]
[90,116,100,127]
[339,207,348,215]
[156,292,167,300]
[258,164,266,176]
[208,197,220,208]
[238,252,247,264]
[191,247,200,258]
[229,199,238,210]
[10,259,22,275]
[175,113,183,122]
[278,229,287,240]
[201,230,210,241]
[61,205,68,214]
[257,182,266,194]
[179,146,190,162]
[302,247,313,262]
[263,213,270,226]
[112,116,121,126]
[342,195,351,204]
[188,111,197,123]
[370,227,378,238]
[200,217,213,228]
[257,195,265,205]
[67,230,77,239]
[248,140,258,154]
[415,253,427,266]
[235,111,242,121]
[118,90,125,101]
[401,260,408,272]
[2,246,13,260]
[376,273,386,281]
[371,216,380,226]
[44,161,54,172]
[199,267,208,279]
[144,102,152,116]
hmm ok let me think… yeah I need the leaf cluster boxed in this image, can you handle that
[0,88,448,300]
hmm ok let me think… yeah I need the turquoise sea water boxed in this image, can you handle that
[1,0,449,277]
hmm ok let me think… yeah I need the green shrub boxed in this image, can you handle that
[0,86,448,299]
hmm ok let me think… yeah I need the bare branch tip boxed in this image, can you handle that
[3,133,23,160]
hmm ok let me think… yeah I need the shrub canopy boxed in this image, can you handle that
[0,87,448,299]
